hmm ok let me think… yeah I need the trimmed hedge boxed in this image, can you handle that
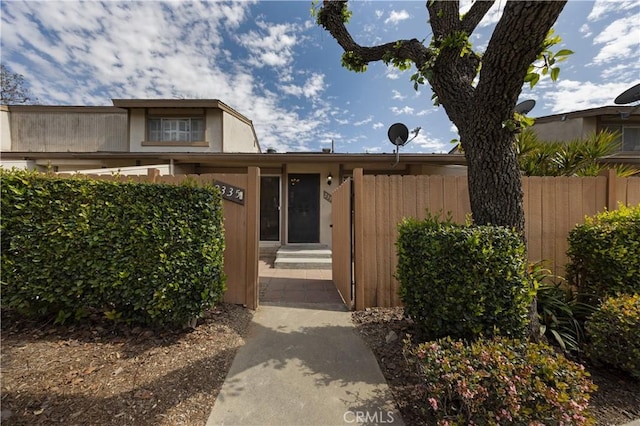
[406,337,597,425]
[1,169,225,326]
[567,204,640,302]
[586,293,640,378]
[396,216,532,341]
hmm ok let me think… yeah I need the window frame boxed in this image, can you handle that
[146,116,205,145]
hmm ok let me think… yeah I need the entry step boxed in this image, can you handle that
[274,245,332,269]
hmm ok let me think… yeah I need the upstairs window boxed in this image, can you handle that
[148,117,204,142]
[603,124,640,152]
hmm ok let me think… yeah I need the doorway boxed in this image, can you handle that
[260,176,280,242]
[287,173,320,243]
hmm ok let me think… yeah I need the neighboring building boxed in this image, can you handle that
[0,99,466,249]
[0,99,261,172]
[532,105,640,162]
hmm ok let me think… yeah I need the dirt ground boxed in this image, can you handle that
[2,303,638,426]
[0,304,253,426]
[352,307,640,426]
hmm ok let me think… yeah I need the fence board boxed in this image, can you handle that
[345,170,638,309]
[331,179,353,307]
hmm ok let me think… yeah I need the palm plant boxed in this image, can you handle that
[530,262,596,354]
[515,129,638,177]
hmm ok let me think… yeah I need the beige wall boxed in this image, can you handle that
[532,117,598,142]
[128,107,253,153]
[207,109,223,151]
[1,108,11,151]
[222,111,259,153]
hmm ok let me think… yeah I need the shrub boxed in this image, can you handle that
[396,215,532,341]
[567,204,640,303]
[586,293,640,378]
[531,262,596,353]
[406,336,597,426]
[1,169,226,326]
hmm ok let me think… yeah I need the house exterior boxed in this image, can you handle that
[0,99,467,249]
[531,105,640,163]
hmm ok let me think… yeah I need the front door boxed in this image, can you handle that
[288,174,320,243]
[260,176,280,241]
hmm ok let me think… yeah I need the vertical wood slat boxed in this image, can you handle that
[389,175,403,307]
[331,178,353,308]
[376,176,390,308]
[353,169,366,311]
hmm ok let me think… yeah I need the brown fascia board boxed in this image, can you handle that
[4,105,125,113]
[535,106,638,123]
[0,151,467,166]
[111,99,252,123]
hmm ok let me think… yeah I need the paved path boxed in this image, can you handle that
[206,265,403,426]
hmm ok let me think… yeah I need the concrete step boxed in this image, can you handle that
[274,245,333,269]
[276,248,332,259]
[274,257,332,270]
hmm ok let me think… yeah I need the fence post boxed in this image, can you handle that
[245,167,260,309]
[147,168,160,183]
[607,168,617,210]
[353,168,365,310]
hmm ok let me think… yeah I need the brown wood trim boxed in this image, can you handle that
[140,141,209,147]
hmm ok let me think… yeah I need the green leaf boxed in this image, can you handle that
[550,67,560,81]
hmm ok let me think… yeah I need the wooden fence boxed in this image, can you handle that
[333,169,640,310]
[59,168,261,309]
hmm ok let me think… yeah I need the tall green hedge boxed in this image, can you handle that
[1,169,226,326]
[567,204,640,302]
[397,216,532,341]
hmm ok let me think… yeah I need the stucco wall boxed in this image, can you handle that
[532,116,598,142]
[1,108,11,151]
[222,112,259,153]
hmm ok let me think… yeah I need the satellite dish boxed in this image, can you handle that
[515,99,536,114]
[614,83,640,105]
[388,123,409,146]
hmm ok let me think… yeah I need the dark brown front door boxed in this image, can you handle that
[288,174,320,243]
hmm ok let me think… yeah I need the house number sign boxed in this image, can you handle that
[213,180,245,205]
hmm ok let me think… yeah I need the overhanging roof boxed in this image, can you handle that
[535,105,639,123]
[0,151,468,167]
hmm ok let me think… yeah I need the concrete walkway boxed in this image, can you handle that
[206,264,403,426]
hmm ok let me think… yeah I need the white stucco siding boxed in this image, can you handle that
[207,109,223,152]
[222,112,259,153]
[1,108,11,151]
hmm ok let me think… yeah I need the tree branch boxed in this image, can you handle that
[460,0,496,34]
[317,1,432,69]
[426,0,460,39]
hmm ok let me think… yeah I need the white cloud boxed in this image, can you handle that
[459,0,504,28]
[392,90,405,100]
[354,116,373,126]
[587,0,638,21]
[373,122,384,129]
[591,14,640,65]
[579,24,592,38]
[375,10,384,19]
[237,20,300,69]
[543,80,632,113]
[280,73,326,99]
[391,106,414,115]
[385,10,410,25]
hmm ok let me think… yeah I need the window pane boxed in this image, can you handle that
[622,127,640,151]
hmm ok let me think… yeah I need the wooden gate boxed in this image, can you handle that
[331,178,353,308]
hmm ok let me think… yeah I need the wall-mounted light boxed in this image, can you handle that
[327,173,333,186]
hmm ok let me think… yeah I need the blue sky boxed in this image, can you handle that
[1,0,638,153]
